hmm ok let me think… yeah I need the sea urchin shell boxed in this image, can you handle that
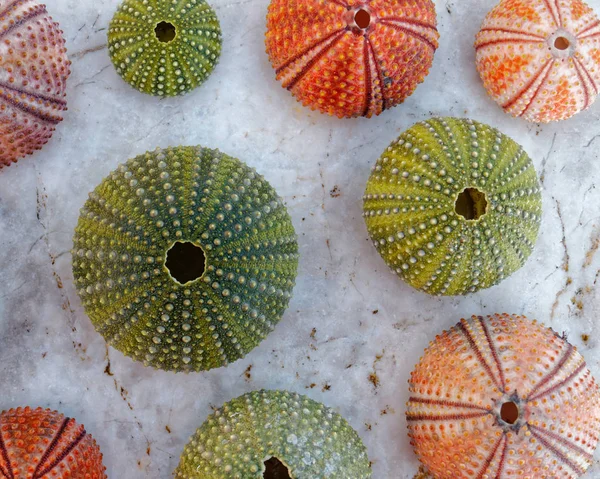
[475,0,600,122]
[265,0,439,118]
[108,0,222,96]
[0,0,70,168]
[363,117,542,296]
[406,314,600,479]
[174,390,372,478]
[72,146,299,372]
[0,406,106,478]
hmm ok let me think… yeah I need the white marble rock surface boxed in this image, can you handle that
[1,0,600,477]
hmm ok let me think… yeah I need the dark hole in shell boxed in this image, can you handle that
[554,36,570,50]
[155,21,177,43]
[165,241,206,283]
[355,9,371,29]
[264,457,292,479]
[500,401,519,424]
[455,187,488,221]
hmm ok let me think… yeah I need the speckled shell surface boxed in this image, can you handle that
[0,406,106,479]
[265,0,439,118]
[174,389,372,478]
[475,0,600,122]
[0,0,70,168]
[406,314,600,479]
[363,117,542,296]
[108,0,221,97]
[71,146,299,372]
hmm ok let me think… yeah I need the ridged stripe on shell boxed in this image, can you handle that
[0,0,70,167]
[363,117,542,296]
[0,407,106,479]
[407,314,600,479]
[108,0,222,97]
[265,0,439,118]
[475,0,600,122]
[32,417,71,478]
[72,146,299,372]
[476,436,504,479]
[174,390,372,478]
[0,427,13,479]
[35,428,88,478]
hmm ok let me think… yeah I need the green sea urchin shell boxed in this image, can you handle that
[363,117,542,296]
[108,0,222,96]
[174,390,372,478]
[72,146,299,372]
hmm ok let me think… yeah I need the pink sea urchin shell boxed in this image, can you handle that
[0,0,70,168]
[407,313,600,479]
[475,0,600,122]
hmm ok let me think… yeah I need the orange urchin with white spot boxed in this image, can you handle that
[407,314,600,479]
[475,0,600,123]
[265,0,439,118]
[0,0,71,168]
[0,407,106,478]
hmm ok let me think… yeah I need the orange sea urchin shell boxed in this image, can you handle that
[475,0,600,123]
[0,407,106,478]
[407,314,600,479]
[265,0,439,118]
[0,0,70,168]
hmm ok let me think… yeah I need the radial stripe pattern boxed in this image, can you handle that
[108,0,221,97]
[475,0,600,122]
[175,390,372,478]
[72,146,299,372]
[0,0,70,167]
[0,407,106,479]
[363,117,542,296]
[266,0,439,118]
[407,314,600,479]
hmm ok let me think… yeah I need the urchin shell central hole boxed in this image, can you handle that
[155,21,176,43]
[554,36,570,50]
[455,187,488,220]
[165,241,206,283]
[264,457,291,479]
[500,401,519,424]
[355,9,371,29]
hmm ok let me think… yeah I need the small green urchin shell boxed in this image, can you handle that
[107,0,222,96]
[363,117,542,296]
[72,146,299,372]
[174,390,372,478]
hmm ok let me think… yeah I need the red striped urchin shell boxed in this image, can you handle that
[0,407,106,478]
[265,0,439,118]
[0,0,70,168]
[475,0,600,123]
[407,314,600,479]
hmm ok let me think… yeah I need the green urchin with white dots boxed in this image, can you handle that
[72,146,299,372]
[108,0,222,96]
[363,117,542,296]
[175,390,372,478]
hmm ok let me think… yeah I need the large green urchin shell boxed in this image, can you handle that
[363,117,542,296]
[71,146,299,372]
[107,0,222,96]
[174,390,372,478]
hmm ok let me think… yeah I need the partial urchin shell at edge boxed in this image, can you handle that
[407,313,600,479]
[107,0,222,97]
[174,389,372,478]
[0,0,71,168]
[475,0,600,123]
[265,0,439,118]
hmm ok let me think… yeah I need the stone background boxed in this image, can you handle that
[1,0,600,477]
